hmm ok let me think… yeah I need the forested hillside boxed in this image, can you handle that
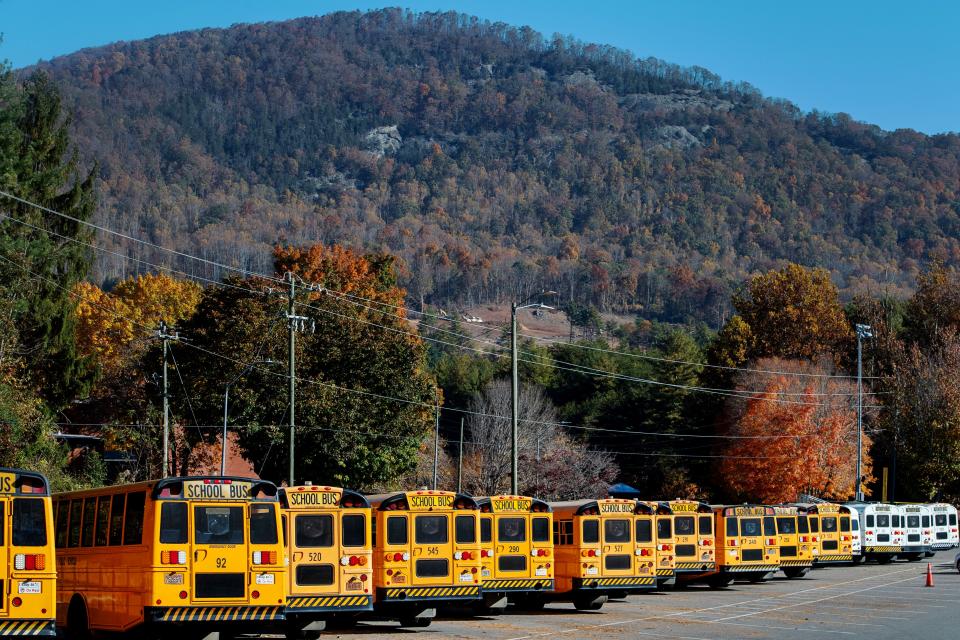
[26,8,960,326]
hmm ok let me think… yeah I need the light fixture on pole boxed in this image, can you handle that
[511,290,557,495]
[855,323,872,501]
[222,358,275,476]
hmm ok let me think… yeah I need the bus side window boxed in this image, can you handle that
[582,520,599,544]
[95,496,110,546]
[342,514,366,547]
[763,517,776,537]
[281,514,288,547]
[922,515,931,528]
[81,497,96,547]
[68,500,83,548]
[481,517,493,544]
[951,514,958,526]
[840,517,850,532]
[250,504,279,544]
[455,515,476,544]
[852,518,859,531]
[123,492,146,545]
[725,517,738,538]
[109,494,126,545]
[386,515,408,545]
[159,502,188,544]
[809,517,819,533]
[798,516,809,534]
[532,516,550,542]
[635,518,653,543]
[698,515,713,536]
[55,500,69,548]
[866,514,875,528]
[12,498,47,547]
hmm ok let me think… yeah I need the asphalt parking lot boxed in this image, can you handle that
[339,552,960,639]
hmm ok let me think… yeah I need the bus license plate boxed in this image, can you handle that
[163,574,184,585]
[18,582,41,594]
[482,569,491,578]
[587,567,598,575]
[459,573,473,582]
[255,573,275,585]
[536,567,547,576]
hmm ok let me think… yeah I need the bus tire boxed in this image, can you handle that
[398,616,432,628]
[876,554,894,564]
[707,576,733,589]
[851,555,865,564]
[903,553,922,562]
[782,567,809,579]
[573,595,606,611]
[67,596,91,640]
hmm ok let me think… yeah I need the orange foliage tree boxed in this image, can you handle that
[718,358,872,503]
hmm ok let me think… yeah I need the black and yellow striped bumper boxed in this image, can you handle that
[675,561,715,571]
[482,579,554,592]
[721,564,779,574]
[655,568,675,577]
[864,546,901,554]
[151,606,284,623]
[816,554,853,563]
[573,576,656,588]
[286,595,372,612]
[0,620,55,636]
[380,585,480,601]
[780,560,814,567]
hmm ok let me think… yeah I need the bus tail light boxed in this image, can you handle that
[160,551,186,565]
[11,597,22,607]
[14,554,45,571]
[729,540,738,547]
[767,538,776,545]
[253,551,277,565]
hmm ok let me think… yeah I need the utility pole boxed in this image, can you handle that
[855,324,872,501]
[284,272,314,487]
[511,301,519,495]
[156,321,179,479]
[457,417,464,494]
[432,390,440,490]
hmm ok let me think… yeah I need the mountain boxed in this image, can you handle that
[25,8,960,327]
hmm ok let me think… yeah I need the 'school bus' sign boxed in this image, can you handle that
[183,480,253,500]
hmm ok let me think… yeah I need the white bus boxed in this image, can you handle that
[845,502,900,563]
[899,504,932,561]
[930,503,959,552]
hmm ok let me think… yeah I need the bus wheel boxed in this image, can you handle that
[67,596,91,640]
[782,567,809,579]
[876,555,894,564]
[326,615,359,630]
[851,555,865,565]
[573,596,606,611]
[746,575,765,583]
[398,616,432,628]
[903,553,922,562]
[707,576,733,589]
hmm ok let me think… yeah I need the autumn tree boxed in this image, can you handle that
[718,358,870,503]
[723,264,853,365]
[168,245,438,487]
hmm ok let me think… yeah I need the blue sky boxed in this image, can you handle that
[1,1,957,134]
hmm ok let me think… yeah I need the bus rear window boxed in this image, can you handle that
[698,515,713,535]
[582,520,599,544]
[675,517,695,536]
[935,514,947,526]
[605,519,631,543]
[906,516,919,528]
[159,502,188,544]
[776,517,796,535]
[415,515,448,544]
[822,517,837,532]
[740,518,761,537]
[250,504,278,544]
[13,498,47,547]
[343,514,366,547]
[498,517,525,543]
[296,514,333,547]
[532,517,550,542]
[876,515,889,528]
[194,506,243,544]
[455,515,476,544]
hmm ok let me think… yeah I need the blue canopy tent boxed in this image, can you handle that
[608,483,643,499]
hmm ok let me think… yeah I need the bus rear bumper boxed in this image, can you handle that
[0,620,55,636]
[779,560,814,567]
[376,585,481,603]
[570,576,657,592]
[146,605,285,624]
[286,594,373,614]
[481,579,554,594]
[675,561,716,572]
[815,554,853,564]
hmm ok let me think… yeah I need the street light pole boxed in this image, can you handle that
[510,291,556,495]
[222,383,231,476]
[855,323,872,501]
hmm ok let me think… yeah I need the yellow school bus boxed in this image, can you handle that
[642,501,676,588]
[367,491,481,627]
[795,503,852,564]
[770,506,813,578]
[476,496,553,611]
[688,505,779,587]
[663,500,716,574]
[550,499,655,610]
[0,469,56,637]
[53,477,287,637]
[278,486,372,633]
